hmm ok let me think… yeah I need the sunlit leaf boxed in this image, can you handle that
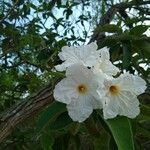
[130,25,149,36]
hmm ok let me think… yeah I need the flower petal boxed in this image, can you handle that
[55,42,100,71]
[118,73,146,95]
[54,78,78,104]
[99,61,119,76]
[101,72,143,119]
[94,47,119,76]
[132,75,146,94]
[98,47,110,60]
[66,64,104,108]
[67,95,93,122]
[118,91,140,118]
[55,64,67,71]
[66,63,95,84]
[103,97,120,119]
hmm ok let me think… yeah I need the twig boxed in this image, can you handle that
[89,0,150,43]
[0,0,19,24]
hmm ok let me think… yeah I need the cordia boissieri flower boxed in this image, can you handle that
[93,47,119,76]
[97,72,146,119]
[55,42,100,71]
[54,64,104,122]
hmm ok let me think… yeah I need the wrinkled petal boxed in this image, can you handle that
[98,47,110,60]
[101,72,146,119]
[103,97,120,119]
[118,73,146,95]
[55,42,100,71]
[67,95,93,122]
[93,47,119,76]
[103,92,138,119]
[99,61,119,76]
[96,84,107,102]
[55,64,67,71]
[58,46,77,61]
[132,75,146,94]
[66,63,93,81]
[118,91,140,118]
[66,63,105,86]
[90,95,103,109]
[53,78,78,104]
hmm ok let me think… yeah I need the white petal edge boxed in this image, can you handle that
[53,78,78,104]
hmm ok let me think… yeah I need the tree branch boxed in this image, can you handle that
[0,84,54,142]
[90,0,150,43]
[0,0,20,24]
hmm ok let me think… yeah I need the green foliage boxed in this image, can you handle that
[130,25,149,36]
[122,41,132,69]
[36,102,66,134]
[49,112,73,130]
[41,132,54,150]
[106,117,135,150]
[96,24,122,33]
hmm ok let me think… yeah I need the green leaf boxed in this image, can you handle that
[109,136,118,150]
[48,71,65,78]
[125,17,141,25]
[130,25,149,36]
[50,111,73,130]
[132,41,150,60]
[106,117,135,150]
[140,105,150,118]
[122,41,131,69]
[101,0,106,16]
[36,102,66,134]
[41,132,54,150]
[96,24,122,33]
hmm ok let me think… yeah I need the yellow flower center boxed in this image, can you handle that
[109,85,120,95]
[77,84,88,94]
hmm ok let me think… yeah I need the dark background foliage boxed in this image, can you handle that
[0,0,150,149]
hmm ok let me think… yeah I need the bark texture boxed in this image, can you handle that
[0,85,54,142]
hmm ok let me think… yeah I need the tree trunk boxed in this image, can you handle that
[0,84,54,142]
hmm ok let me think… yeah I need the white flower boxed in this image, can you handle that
[93,47,119,76]
[97,72,146,119]
[54,64,104,122]
[55,42,100,71]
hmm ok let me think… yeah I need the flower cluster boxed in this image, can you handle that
[53,42,146,122]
